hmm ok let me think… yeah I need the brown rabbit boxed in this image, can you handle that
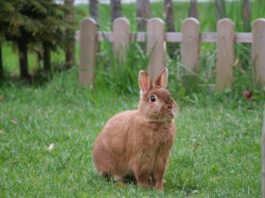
[93,68,177,190]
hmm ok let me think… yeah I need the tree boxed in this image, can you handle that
[189,0,198,19]
[89,0,98,25]
[0,0,67,78]
[111,0,121,22]
[242,0,250,31]
[137,0,151,31]
[165,0,175,32]
[164,0,178,58]
[64,0,75,68]
[0,26,4,79]
[0,44,3,79]
[215,0,226,22]
[35,1,67,72]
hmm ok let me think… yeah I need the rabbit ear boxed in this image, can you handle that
[139,70,152,93]
[154,67,168,88]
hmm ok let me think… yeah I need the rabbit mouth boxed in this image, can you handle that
[170,109,177,116]
[167,110,175,119]
[146,112,174,123]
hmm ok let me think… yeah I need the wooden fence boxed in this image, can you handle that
[76,17,265,91]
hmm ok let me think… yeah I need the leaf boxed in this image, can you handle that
[0,130,4,135]
[48,143,55,151]
[243,90,253,100]
[11,118,19,125]
[192,143,200,152]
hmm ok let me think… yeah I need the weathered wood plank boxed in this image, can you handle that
[146,18,165,82]
[263,108,265,198]
[75,31,253,43]
[181,18,200,90]
[113,17,130,62]
[181,18,200,72]
[252,19,265,86]
[216,18,235,91]
[79,18,97,86]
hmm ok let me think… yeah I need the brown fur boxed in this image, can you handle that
[93,68,177,190]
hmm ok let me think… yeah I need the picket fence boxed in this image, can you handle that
[76,17,265,91]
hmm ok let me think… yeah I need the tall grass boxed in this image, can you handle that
[75,1,265,32]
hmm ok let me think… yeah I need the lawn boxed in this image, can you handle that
[0,1,265,197]
[0,68,263,197]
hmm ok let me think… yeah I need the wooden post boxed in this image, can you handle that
[181,17,200,90]
[147,18,165,82]
[113,17,130,63]
[262,108,265,197]
[79,18,97,86]
[216,18,234,91]
[252,19,265,86]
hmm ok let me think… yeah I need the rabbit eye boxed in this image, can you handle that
[150,95,156,102]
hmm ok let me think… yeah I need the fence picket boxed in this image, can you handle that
[77,17,265,90]
[181,18,200,89]
[113,17,130,62]
[147,18,165,82]
[252,19,265,86]
[216,18,235,91]
[79,18,97,86]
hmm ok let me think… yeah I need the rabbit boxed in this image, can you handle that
[93,67,177,191]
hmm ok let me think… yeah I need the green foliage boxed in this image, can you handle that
[0,0,67,48]
[94,41,150,94]
[76,1,265,32]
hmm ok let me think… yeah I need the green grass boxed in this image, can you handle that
[76,1,265,32]
[0,1,265,197]
[0,68,263,197]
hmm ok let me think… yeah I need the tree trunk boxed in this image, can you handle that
[189,0,198,19]
[43,44,51,72]
[111,0,121,22]
[137,0,151,31]
[89,0,98,26]
[0,44,3,78]
[215,0,226,22]
[164,0,178,59]
[165,0,175,32]
[64,0,75,68]
[18,42,29,79]
[242,0,250,31]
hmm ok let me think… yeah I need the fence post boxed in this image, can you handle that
[147,18,165,82]
[113,17,130,63]
[261,108,265,197]
[79,18,97,86]
[216,18,234,91]
[252,19,265,86]
[181,17,200,90]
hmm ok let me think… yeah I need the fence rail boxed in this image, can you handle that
[75,32,253,43]
[77,17,265,90]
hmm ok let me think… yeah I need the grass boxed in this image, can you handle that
[75,0,265,32]
[0,68,263,197]
[0,1,265,197]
